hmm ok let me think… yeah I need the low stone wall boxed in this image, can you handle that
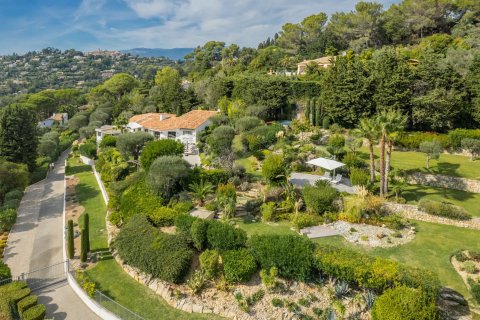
[407,172,480,193]
[383,202,480,230]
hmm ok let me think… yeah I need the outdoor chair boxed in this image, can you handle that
[331,174,342,184]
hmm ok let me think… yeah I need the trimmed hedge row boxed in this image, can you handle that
[247,234,314,281]
[114,215,193,283]
[222,249,257,283]
[314,245,440,297]
[396,129,480,150]
[0,281,44,320]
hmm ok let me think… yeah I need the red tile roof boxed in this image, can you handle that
[128,110,218,131]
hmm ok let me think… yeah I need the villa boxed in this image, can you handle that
[95,125,122,145]
[126,109,218,151]
[38,112,69,128]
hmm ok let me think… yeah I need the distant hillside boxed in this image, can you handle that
[122,48,194,60]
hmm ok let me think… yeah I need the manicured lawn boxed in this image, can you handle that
[235,156,262,178]
[313,220,480,300]
[86,260,222,320]
[358,147,480,179]
[402,184,480,217]
[233,216,297,237]
[67,155,221,320]
[67,156,108,250]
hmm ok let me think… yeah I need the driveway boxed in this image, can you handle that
[3,151,99,320]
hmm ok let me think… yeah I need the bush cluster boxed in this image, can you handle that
[199,249,219,279]
[418,199,471,220]
[371,286,438,320]
[114,215,193,283]
[222,249,257,283]
[247,234,314,281]
[302,182,338,215]
[241,124,283,152]
[78,142,97,159]
[0,281,44,320]
[314,245,440,296]
[206,220,247,251]
[349,168,370,187]
[396,132,451,150]
[147,206,179,227]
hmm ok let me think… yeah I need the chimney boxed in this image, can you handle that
[160,114,165,121]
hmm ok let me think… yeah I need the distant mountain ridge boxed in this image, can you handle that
[122,48,194,60]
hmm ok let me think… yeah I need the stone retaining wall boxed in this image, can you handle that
[407,172,480,193]
[383,202,480,230]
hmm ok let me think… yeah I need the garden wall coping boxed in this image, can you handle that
[406,172,480,193]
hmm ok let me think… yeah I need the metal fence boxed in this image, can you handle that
[19,260,68,291]
[94,290,145,320]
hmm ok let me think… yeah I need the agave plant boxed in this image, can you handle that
[362,290,375,311]
[334,280,350,299]
[189,179,214,206]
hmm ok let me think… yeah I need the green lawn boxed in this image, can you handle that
[233,217,297,237]
[67,155,221,320]
[235,156,262,178]
[358,147,480,179]
[402,184,480,217]
[313,221,480,300]
[67,157,108,250]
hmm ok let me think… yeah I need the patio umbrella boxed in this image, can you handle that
[306,157,345,177]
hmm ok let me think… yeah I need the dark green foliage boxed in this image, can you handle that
[241,124,283,152]
[199,249,219,279]
[140,139,184,170]
[114,215,193,283]
[17,295,38,316]
[189,168,229,186]
[349,168,370,186]
[0,209,17,233]
[247,234,314,281]
[0,104,38,170]
[10,288,31,306]
[99,135,117,149]
[418,199,471,220]
[302,182,338,214]
[261,154,285,184]
[116,132,154,160]
[22,304,46,320]
[304,100,311,123]
[222,249,257,283]
[191,219,209,251]
[0,261,11,279]
[396,132,451,150]
[371,286,438,320]
[206,220,247,251]
[80,228,87,262]
[4,190,24,202]
[0,281,27,319]
[315,102,322,126]
[79,142,97,159]
[84,213,90,252]
[174,214,197,234]
[0,159,28,203]
[206,125,236,155]
[67,219,74,259]
[468,278,480,304]
[234,116,263,133]
[322,116,330,129]
[147,206,179,227]
[147,156,190,198]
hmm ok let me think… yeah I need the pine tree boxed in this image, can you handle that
[84,213,90,252]
[80,228,87,263]
[67,219,74,259]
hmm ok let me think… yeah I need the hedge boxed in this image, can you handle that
[206,220,247,251]
[302,182,338,215]
[448,129,480,149]
[147,206,179,227]
[371,286,438,320]
[23,304,46,320]
[191,219,209,251]
[0,281,27,319]
[199,249,219,279]
[114,215,193,283]
[17,295,38,316]
[222,249,257,283]
[118,178,163,221]
[247,234,314,281]
[314,245,440,297]
[418,199,471,220]
[174,214,197,234]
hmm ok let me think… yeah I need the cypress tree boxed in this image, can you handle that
[305,99,311,123]
[67,219,74,259]
[84,213,90,252]
[311,99,316,125]
[80,228,87,263]
[315,101,322,126]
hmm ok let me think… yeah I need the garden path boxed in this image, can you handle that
[290,172,356,193]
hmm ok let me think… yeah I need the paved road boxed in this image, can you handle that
[3,151,99,320]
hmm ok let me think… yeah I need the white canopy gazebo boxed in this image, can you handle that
[306,157,345,178]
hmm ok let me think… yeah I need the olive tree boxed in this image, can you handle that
[419,140,442,169]
[147,156,190,199]
[116,132,154,161]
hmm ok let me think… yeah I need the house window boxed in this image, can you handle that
[154,132,160,139]
[183,130,192,135]
[168,131,176,139]
[97,132,102,137]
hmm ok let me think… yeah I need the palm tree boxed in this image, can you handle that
[355,118,380,184]
[189,180,214,207]
[376,112,389,197]
[383,111,407,194]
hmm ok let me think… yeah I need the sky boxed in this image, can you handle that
[0,0,399,54]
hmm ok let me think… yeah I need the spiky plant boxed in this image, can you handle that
[189,179,214,206]
[334,280,350,299]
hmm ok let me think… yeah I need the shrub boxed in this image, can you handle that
[468,278,480,304]
[17,295,38,316]
[418,199,471,220]
[322,117,330,129]
[206,125,236,155]
[99,135,117,148]
[397,132,451,150]
[454,250,468,262]
[207,220,247,250]
[260,202,275,222]
[140,139,184,170]
[199,249,220,279]
[147,156,190,199]
[235,116,263,133]
[461,261,477,274]
[215,183,237,219]
[222,249,257,283]
[350,168,370,186]
[461,138,480,160]
[0,208,17,232]
[272,298,284,307]
[118,177,163,222]
[114,215,193,283]
[10,287,31,306]
[302,182,338,214]
[174,214,197,234]
[22,304,46,320]
[371,286,438,320]
[247,234,314,281]
[1,199,20,210]
[291,213,321,230]
[0,261,11,280]
[191,219,209,251]
[147,206,179,227]
[4,190,23,201]
[78,142,97,159]
[241,124,283,152]
[448,129,480,149]
[260,267,278,290]
[262,154,285,184]
[187,270,206,295]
